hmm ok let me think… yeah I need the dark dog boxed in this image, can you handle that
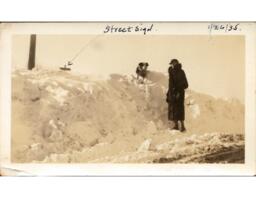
[136,62,149,83]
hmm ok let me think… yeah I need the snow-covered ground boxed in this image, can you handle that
[11,69,245,163]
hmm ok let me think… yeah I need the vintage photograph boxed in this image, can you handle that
[10,31,245,164]
[1,2,256,196]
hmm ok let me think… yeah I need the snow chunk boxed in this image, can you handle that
[124,75,135,83]
[82,83,93,94]
[146,121,157,133]
[19,71,30,76]
[187,99,195,105]
[137,139,152,152]
[57,120,65,127]
[145,84,150,99]
[47,119,64,141]
[77,87,84,92]
[49,119,57,129]
[156,142,174,151]
[43,154,70,163]
[30,143,43,151]
[67,83,73,88]
[45,85,69,105]
[28,77,51,86]
[161,86,167,94]
[27,79,38,84]
[190,104,200,119]
[49,129,63,141]
[167,129,180,136]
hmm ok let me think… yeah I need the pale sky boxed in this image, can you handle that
[12,35,245,102]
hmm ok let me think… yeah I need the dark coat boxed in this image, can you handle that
[166,64,188,121]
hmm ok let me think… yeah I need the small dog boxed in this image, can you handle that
[136,62,149,83]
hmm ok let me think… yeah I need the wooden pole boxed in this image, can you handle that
[28,34,36,70]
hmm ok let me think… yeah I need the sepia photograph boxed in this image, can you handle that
[0,22,255,175]
[1,1,256,197]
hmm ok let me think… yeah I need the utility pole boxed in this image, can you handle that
[27,34,36,70]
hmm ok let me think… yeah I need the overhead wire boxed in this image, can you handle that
[69,34,103,63]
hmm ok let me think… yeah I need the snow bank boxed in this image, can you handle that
[11,69,245,163]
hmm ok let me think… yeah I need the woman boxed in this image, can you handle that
[166,59,188,132]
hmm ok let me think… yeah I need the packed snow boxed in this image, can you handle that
[11,69,245,163]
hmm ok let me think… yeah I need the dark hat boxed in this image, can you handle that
[144,62,149,67]
[169,59,179,65]
[174,63,182,69]
[138,62,144,66]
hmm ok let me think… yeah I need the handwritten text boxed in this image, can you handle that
[103,24,154,35]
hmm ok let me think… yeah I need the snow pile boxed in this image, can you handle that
[88,133,244,163]
[11,69,245,163]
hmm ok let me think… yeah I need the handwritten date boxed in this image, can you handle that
[208,23,241,33]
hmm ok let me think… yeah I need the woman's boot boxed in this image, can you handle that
[180,121,186,132]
